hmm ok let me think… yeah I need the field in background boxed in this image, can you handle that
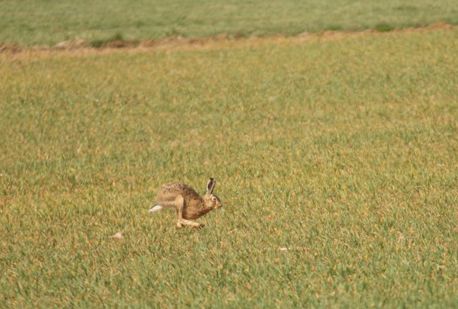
[1,28,457,307]
[0,0,458,46]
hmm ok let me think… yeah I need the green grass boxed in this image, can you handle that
[1,29,457,307]
[1,0,458,46]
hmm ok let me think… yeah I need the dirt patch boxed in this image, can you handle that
[0,44,21,53]
[0,23,455,55]
[53,38,88,50]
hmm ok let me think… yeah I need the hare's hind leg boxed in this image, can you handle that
[175,195,203,228]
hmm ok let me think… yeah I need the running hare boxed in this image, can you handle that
[149,178,222,228]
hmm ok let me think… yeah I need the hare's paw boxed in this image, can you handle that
[177,219,204,228]
[187,220,204,228]
[195,223,205,229]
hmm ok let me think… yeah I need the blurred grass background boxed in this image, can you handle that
[0,29,457,307]
[0,0,457,46]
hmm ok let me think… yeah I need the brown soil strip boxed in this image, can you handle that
[0,22,454,56]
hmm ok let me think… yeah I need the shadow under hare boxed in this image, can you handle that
[149,178,222,228]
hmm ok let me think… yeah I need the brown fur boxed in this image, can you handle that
[152,179,222,228]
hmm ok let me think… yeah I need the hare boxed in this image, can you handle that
[149,178,222,228]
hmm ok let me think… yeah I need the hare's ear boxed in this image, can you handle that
[206,178,216,194]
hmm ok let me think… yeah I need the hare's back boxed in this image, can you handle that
[156,183,200,202]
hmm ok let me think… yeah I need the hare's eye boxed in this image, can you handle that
[211,196,216,201]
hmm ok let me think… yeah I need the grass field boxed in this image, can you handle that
[1,0,458,46]
[1,28,458,307]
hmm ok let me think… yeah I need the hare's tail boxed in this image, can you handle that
[149,204,163,214]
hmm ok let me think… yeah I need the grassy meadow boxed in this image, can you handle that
[1,28,458,307]
[0,0,458,46]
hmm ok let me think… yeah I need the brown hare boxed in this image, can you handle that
[149,178,222,228]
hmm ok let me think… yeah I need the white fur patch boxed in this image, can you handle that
[149,205,163,213]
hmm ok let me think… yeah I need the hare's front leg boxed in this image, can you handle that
[175,195,203,228]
